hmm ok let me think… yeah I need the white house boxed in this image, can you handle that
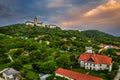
[99,44,119,49]
[39,74,50,80]
[85,47,93,53]
[99,44,112,49]
[0,68,22,80]
[55,68,103,80]
[78,53,113,72]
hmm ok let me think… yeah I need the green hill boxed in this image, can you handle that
[0,24,120,80]
[0,24,119,45]
[81,30,114,38]
[80,30,120,44]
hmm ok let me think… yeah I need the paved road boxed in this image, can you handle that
[0,78,4,80]
[114,68,120,80]
[5,53,13,62]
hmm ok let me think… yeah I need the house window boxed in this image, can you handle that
[107,65,109,68]
[87,58,94,63]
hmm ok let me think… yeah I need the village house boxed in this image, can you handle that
[112,45,119,49]
[71,37,76,41]
[85,47,93,53]
[78,53,113,72]
[0,68,22,80]
[45,40,50,45]
[63,38,67,42]
[39,74,50,80]
[99,44,112,49]
[55,68,103,80]
[21,51,29,56]
[116,52,120,55]
[38,40,50,45]
[39,40,43,43]
[99,44,119,49]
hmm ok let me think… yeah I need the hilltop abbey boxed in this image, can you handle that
[25,16,57,28]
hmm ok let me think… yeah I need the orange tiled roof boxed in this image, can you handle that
[99,44,119,49]
[116,52,120,55]
[55,68,103,80]
[112,46,119,49]
[78,53,112,65]
[99,44,108,47]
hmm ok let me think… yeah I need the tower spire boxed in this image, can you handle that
[34,16,38,25]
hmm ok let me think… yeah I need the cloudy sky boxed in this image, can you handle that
[0,0,120,36]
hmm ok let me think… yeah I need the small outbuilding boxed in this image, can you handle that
[0,68,22,80]
[39,74,50,80]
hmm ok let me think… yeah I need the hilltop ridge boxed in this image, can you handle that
[0,24,119,44]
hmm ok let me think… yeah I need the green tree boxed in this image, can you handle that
[56,55,72,68]
[70,54,76,62]
[8,48,24,59]
[29,50,41,62]
[18,55,30,64]
[8,59,23,70]
[112,62,119,70]
[25,71,39,80]
[103,48,116,55]
[39,61,57,73]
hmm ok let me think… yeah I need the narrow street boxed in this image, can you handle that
[0,78,4,80]
[114,66,120,80]
[5,53,13,62]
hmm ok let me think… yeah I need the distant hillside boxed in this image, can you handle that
[80,30,120,42]
[81,30,114,38]
[0,24,119,45]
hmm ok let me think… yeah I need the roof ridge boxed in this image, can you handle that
[78,53,112,65]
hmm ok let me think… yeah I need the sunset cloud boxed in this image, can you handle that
[84,0,120,17]
[55,0,120,35]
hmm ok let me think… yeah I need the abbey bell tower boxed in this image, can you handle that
[34,16,38,25]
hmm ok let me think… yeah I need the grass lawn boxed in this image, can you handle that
[71,68,89,74]
[89,71,108,80]
[71,68,109,80]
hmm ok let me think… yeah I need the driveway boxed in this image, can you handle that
[114,68,120,80]
[0,78,4,80]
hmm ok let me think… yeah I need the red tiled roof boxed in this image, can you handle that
[116,52,120,55]
[78,53,112,65]
[112,46,119,49]
[55,68,103,80]
[99,44,119,49]
[99,44,108,47]
[22,51,29,54]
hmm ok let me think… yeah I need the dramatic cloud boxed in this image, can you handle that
[0,0,120,36]
[84,0,120,17]
[47,0,72,8]
[82,0,120,27]
[51,0,120,36]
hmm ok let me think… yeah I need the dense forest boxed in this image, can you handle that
[0,24,120,80]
